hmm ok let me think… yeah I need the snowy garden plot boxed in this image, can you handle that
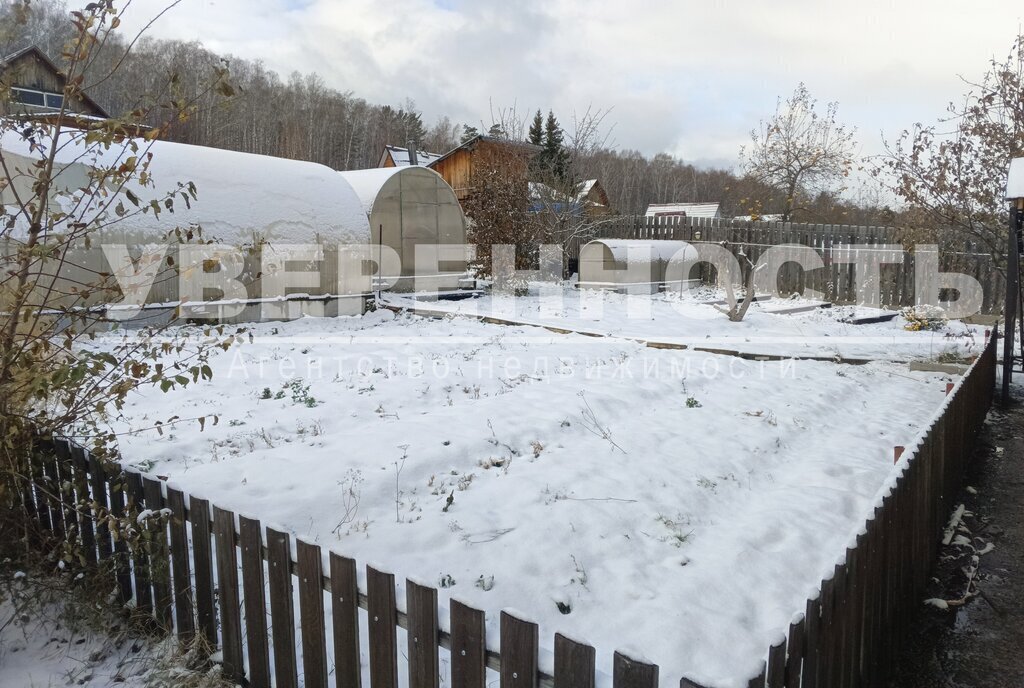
[98,308,968,686]
[385,285,984,361]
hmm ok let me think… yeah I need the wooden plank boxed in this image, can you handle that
[766,639,786,688]
[267,527,298,688]
[165,487,195,644]
[87,453,111,561]
[612,651,658,688]
[330,553,362,688]
[450,599,486,688]
[124,471,152,615]
[802,597,821,688]
[71,446,97,566]
[239,516,271,688]
[367,565,399,688]
[406,579,440,688]
[213,507,244,682]
[784,617,804,687]
[298,540,329,688]
[143,477,173,629]
[501,611,538,688]
[189,496,217,646]
[554,633,595,688]
[105,465,133,605]
[41,448,63,541]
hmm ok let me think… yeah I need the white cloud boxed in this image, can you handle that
[117,0,1024,164]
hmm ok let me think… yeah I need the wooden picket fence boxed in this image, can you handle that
[20,438,662,688]
[565,216,1006,314]
[744,332,998,688]
[17,333,997,688]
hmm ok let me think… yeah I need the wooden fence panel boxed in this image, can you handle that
[239,516,271,688]
[298,540,329,688]
[612,651,658,688]
[554,633,595,688]
[106,465,133,605]
[213,507,244,682]
[267,527,298,688]
[71,446,97,566]
[125,471,152,615]
[501,611,538,688]
[406,579,440,688]
[143,477,173,628]
[367,565,399,688]
[450,599,486,688]
[165,487,195,644]
[330,553,362,688]
[87,454,111,561]
[189,496,217,646]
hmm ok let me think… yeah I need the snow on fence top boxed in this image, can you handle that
[0,128,372,245]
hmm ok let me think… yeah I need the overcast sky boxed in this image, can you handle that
[119,0,1023,169]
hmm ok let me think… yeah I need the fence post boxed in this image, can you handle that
[554,633,595,688]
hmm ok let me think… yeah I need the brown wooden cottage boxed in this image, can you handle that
[1,45,110,123]
[426,135,542,202]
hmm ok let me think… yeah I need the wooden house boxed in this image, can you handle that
[1,45,109,123]
[427,135,542,202]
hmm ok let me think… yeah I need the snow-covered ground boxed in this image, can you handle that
[93,298,981,687]
[385,286,983,361]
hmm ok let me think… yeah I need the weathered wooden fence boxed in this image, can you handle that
[19,439,663,688]
[17,334,998,688]
[744,332,997,688]
[567,216,1006,314]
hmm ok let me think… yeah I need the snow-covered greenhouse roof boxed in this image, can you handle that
[584,239,697,265]
[0,128,371,245]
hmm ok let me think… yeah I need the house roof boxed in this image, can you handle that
[644,202,720,218]
[378,144,442,168]
[427,134,542,169]
[1,45,110,119]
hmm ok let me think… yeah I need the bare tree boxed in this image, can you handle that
[740,83,857,221]
[882,34,1024,266]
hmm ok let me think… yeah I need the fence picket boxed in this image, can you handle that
[71,446,97,566]
[165,487,195,644]
[189,496,217,646]
[501,611,538,688]
[450,599,486,688]
[106,465,133,605]
[125,471,152,614]
[406,579,440,688]
[267,527,298,688]
[143,477,173,628]
[612,651,658,688]
[367,565,399,688]
[87,453,111,561]
[298,540,329,688]
[330,553,362,688]
[554,633,595,688]
[240,516,271,688]
[213,507,244,681]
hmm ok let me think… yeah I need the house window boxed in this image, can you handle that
[11,87,64,110]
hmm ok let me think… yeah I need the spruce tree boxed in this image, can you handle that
[528,110,544,146]
[543,110,569,184]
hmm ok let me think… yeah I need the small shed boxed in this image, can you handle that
[337,166,468,292]
[579,239,698,294]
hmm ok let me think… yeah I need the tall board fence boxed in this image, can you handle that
[16,334,997,688]
[566,216,1006,315]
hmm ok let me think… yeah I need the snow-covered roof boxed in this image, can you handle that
[379,145,442,168]
[337,167,407,215]
[1008,158,1024,199]
[0,128,371,244]
[584,239,698,265]
[645,202,721,219]
[731,213,784,222]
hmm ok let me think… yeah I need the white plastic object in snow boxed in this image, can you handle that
[1008,157,1024,199]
